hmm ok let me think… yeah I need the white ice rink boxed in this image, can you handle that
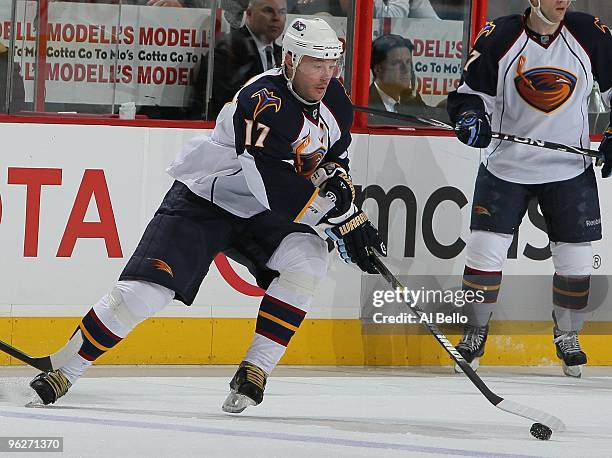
[1,366,611,458]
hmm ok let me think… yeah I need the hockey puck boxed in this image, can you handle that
[530,423,552,440]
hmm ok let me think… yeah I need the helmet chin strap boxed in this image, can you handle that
[283,56,322,106]
[530,0,565,26]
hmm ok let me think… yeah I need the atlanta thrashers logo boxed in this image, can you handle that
[514,56,577,114]
[292,20,306,31]
[473,206,491,217]
[148,258,174,277]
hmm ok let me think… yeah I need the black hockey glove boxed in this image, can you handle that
[311,163,355,218]
[455,110,492,148]
[599,126,612,178]
[325,209,387,274]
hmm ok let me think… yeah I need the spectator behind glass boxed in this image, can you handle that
[0,42,26,113]
[59,0,209,5]
[190,0,286,119]
[369,34,426,116]
[146,0,208,7]
[293,0,439,18]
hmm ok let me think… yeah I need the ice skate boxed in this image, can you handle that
[222,361,267,413]
[28,369,72,406]
[554,327,587,378]
[454,325,488,373]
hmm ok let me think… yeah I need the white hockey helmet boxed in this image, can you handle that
[282,17,344,104]
[529,0,574,26]
[282,17,343,67]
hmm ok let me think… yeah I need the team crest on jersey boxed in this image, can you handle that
[514,56,577,114]
[293,135,325,178]
[251,88,282,119]
[292,121,329,177]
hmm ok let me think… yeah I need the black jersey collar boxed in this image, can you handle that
[302,102,321,124]
[523,8,564,48]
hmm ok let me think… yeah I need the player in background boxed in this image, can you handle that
[28,18,386,411]
[448,0,612,377]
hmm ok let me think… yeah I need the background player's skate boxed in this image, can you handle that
[454,324,488,372]
[371,254,566,433]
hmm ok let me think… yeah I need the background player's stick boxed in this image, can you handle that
[369,254,567,432]
[0,333,83,372]
[354,105,603,161]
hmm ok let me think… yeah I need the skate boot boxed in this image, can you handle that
[28,370,72,406]
[222,361,267,414]
[454,325,488,373]
[553,327,587,378]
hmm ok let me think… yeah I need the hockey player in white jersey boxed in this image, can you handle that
[448,0,612,377]
[27,18,386,410]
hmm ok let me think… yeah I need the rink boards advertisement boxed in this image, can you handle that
[1,122,611,365]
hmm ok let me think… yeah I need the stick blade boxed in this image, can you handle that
[0,339,54,372]
[496,399,566,432]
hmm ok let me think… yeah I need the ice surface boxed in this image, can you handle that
[1,366,611,458]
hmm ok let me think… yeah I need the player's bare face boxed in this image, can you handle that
[377,47,413,92]
[535,0,570,24]
[291,56,341,102]
[246,0,287,44]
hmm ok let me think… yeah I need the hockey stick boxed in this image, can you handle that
[370,254,567,432]
[354,105,603,161]
[0,333,83,373]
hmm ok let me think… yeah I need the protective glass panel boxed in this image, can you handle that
[367,0,472,128]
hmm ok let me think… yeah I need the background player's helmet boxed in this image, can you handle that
[529,0,574,26]
[282,17,344,104]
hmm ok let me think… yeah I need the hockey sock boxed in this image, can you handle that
[461,265,502,327]
[244,233,327,374]
[59,281,173,384]
[57,305,123,385]
[75,306,124,363]
[245,293,306,374]
[552,273,590,332]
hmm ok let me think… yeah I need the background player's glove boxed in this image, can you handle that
[599,126,612,178]
[455,110,492,148]
[325,209,387,274]
[311,163,355,218]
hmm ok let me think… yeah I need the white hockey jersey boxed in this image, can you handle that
[167,68,353,224]
[448,10,612,184]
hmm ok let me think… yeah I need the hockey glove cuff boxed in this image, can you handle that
[311,163,355,219]
[455,110,492,148]
[599,126,612,178]
[325,209,387,274]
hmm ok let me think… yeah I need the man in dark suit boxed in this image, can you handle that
[369,34,426,116]
[368,34,450,126]
[191,0,286,119]
[0,43,26,113]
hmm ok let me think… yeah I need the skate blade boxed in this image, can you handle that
[222,391,256,414]
[562,363,582,378]
[454,357,480,373]
[25,396,47,408]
